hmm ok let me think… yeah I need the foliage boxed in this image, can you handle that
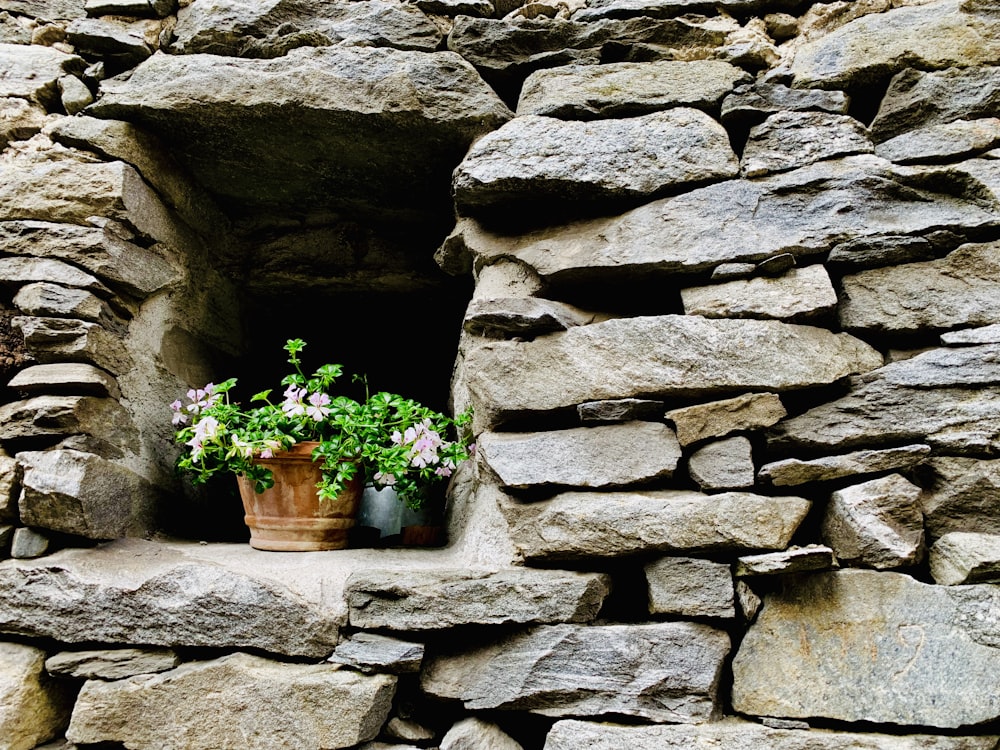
[171,339,473,509]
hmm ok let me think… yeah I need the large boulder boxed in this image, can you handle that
[732,570,1000,728]
[88,47,512,224]
[66,653,396,750]
[422,622,730,723]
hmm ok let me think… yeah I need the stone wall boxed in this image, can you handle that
[1,0,1000,748]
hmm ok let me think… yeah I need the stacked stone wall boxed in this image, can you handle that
[1,0,1000,747]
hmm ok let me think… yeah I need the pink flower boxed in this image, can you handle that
[306,392,331,421]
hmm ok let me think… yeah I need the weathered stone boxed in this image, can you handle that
[13,317,130,376]
[0,642,73,750]
[0,451,19,523]
[65,17,152,73]
[839,242,1000,335]
[544,718,1000,750]
[827,234,936,270]
[503,490,810,560]
[645,556,734,619]
[414,0,493,16]
[0,395,135,451]
[13,283,117,327]
[688,437,755,491]
[86,0,175,17]
[465,315,880,427]
[66,653,396,749]
[0,539,343,657]
[0,258,108,295]
[929,532,1000,586]
[440,156,1000,283]
[667,393,786,447]
[770,345,1000,454]
[170,0,442,57]
[386,718,434,743]
[0,98,51,148]
[422,622,729,722]
[741,111,872,178]
[0,43,85,106]
[681,265,837,321]
[711,262,755,280]
[17,449,159,540]
[328,633,423,674]
[46,116,229,238]
[463,297,596,336]
[735,545,837,577]
[759,444,931,487]
[942,323,1000,345]
[441,718,523,750]
[732,569,1000,727]
[789,0,1000,90]
[58,74,92,115]
[0,11,31,43]
[45,647,178,679]
[720,82,850,127]
[346,568,611,629]
[876,118,1000,165]
[88,46,512,223]
[0,0,85,18]
[921,457,1000,539]
[578,398,664,424]
[0,525,11,553]
[479,422,682,490]
[453,110,738,217]
[0,221,179,298]
[755,252,796,276]
[516,60,750,118]
[871,66,1000,143]
[736,579,762,621]
[10,527,50,559]
[569,0,794,20]
[822,474,924,570]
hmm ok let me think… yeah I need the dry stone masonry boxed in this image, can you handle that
[0,0,999,747]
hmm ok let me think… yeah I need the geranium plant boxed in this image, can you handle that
[170,338,474,509]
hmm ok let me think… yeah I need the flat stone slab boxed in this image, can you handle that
[839,241,1000,334]
[502,490,810,561]
[463,298,595,337]
[681,265,837,322]
[452,110,737,217]
[759,444,931,487]
[440,156,1000,283]
[65,653,396,750]
[788,0,1000,90]
[44,647,179,679]
[645,556,734,619]
[464,315,881,427]
[516,60,750,119]
[88,47,511,223]
[478,422,681,490]
[875,118,1000,165]
[7,363,120,398]
[422,622,729,722]
[930,532,1000,586]
[735,545,837,577]
[544,718,1000,750]
[578,398,664,424]
[942,324,1000,346]
[345,568,611,630]
[328,633,424,674]
[667,392,786,447]
[732,569,1000,728]
[741,111,872,178]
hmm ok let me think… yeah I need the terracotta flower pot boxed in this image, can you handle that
[235,441,363,552]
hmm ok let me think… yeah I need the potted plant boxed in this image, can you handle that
[170,338,474,551]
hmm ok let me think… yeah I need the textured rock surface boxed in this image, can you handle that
[0,642,72,750]
[0,43,84,105]
[921,458,1000,539]
[440,718,524,750]
[732,570,1000,728]
[735,546,837,577]
[0,396,136,450]
[503,490,810,560]
[516,60,750,118]
[88,46,512,222]
[478,422,681,489]
[346,568,611,630]
[821,474,925,569]
[328,633,424,674]
[667,393,786,447]
[741,111,872,178]
[44,647,179,679]
[7,363,119,397]
[929,532,1000,586]
[422,622,729,722]
[875,119,1000,164]
[442,156,1000,282]
[839,242,1000,334]
[464,315,881,426]
[687,436,755,490]
[681,265,837,321]
[66,653,396,749]
[17,449,159,539]
[645,556,734,619]
[720,82,850,127]
[578,398,664,424]
[759,444,931,486]
[544,719,1000,750]
[453,110,738,217]
[463,297,595,336]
